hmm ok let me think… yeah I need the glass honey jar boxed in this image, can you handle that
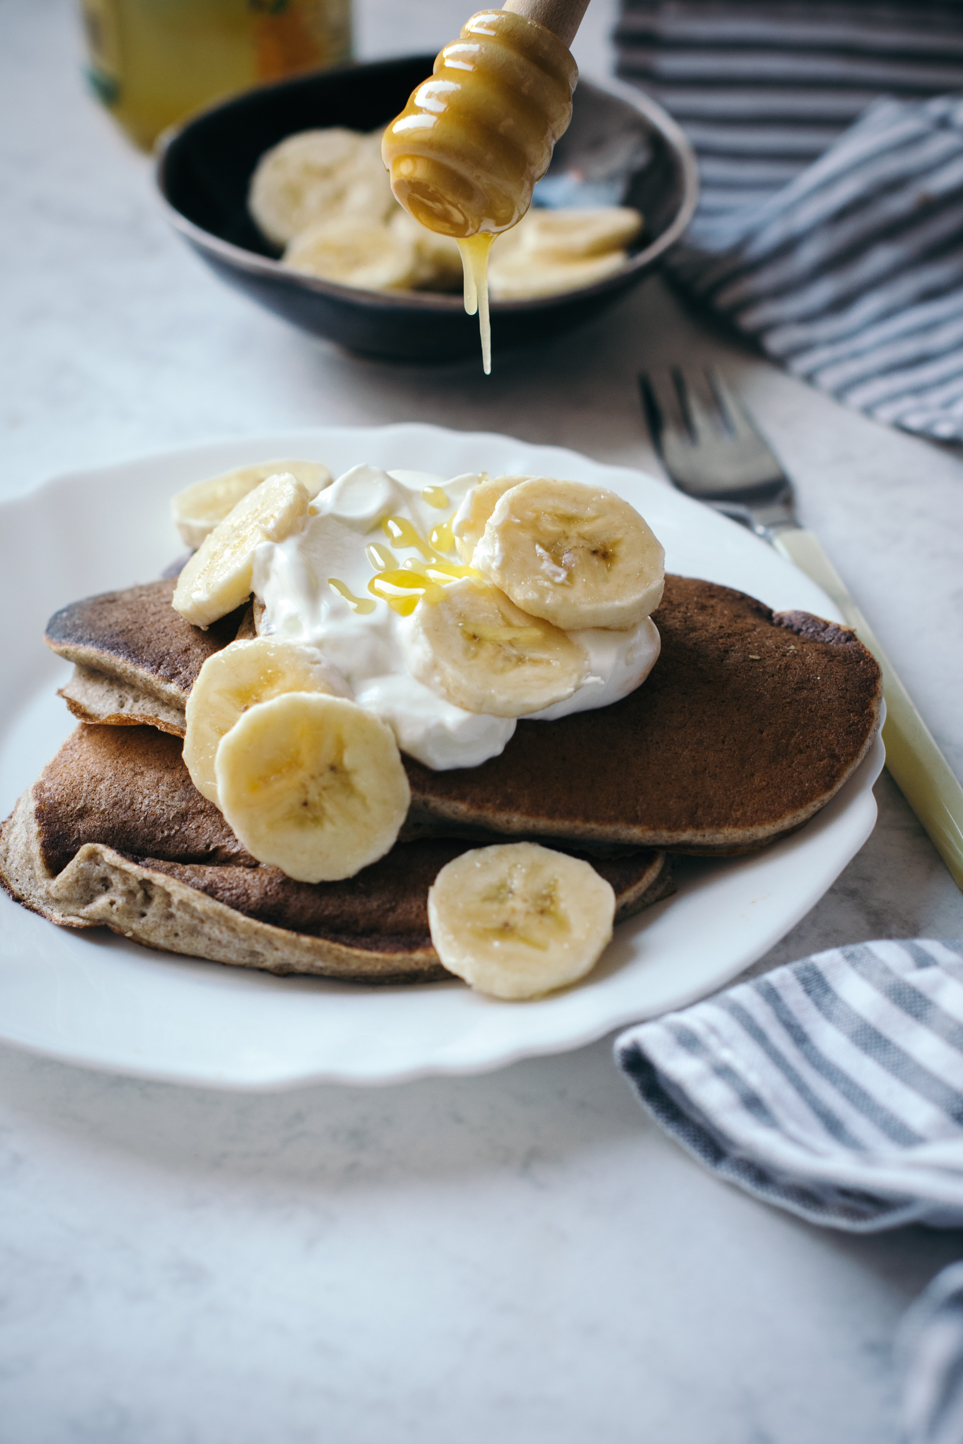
[79,0,353,149]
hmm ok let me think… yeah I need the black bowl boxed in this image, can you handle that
[156,55,697,364]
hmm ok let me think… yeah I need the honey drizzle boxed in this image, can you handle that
[429,517,455,552]
[457,234,495,375]
[365,542,396,571]
[421,486,449,508]
[359,514,480,614]
[368,571,442,615]
[381,515,438,560]
[327,578,376,614]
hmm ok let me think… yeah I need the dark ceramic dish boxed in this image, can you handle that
[156,54,698,364]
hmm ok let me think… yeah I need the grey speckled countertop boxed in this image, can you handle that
[2,2,962,1441]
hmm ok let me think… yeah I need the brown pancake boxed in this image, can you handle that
[57,663,190,736]
[0,725,672,983]
[43,573,882,852]
[55,598,257,733]
[45,578,246,721]
[406,575,883,852]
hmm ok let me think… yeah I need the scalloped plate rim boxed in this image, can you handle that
[0,424,882,1089]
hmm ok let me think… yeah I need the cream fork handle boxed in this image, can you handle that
[773,526,963,891]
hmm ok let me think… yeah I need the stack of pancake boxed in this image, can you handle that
[0,570,882,984]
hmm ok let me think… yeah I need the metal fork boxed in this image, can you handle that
[640,366,963,891]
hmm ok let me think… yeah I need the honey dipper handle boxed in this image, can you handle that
[501,0,592,48]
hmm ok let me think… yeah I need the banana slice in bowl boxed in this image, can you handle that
[336,131,398,226]
[484,206,642,300]
[284,217,420,291]
[215,692,411,884]
[427,842,616,1000]
[488,249,627,301]
[403,576,587,718]
[184,637,350,805]
[248,128,392,247]
[389,210,464,290]
[473,477,665,632]
[512,206,643,260]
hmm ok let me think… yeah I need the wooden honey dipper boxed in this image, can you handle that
[381,0,592,371]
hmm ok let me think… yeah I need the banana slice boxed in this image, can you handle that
[389,210,464,290]
[451,474,526,563]
[248,128,368,247]
[184,637,349,805]
[427,842,616,999]
[403,576,586,718]
[338,131,398,225]
[172,471,311,629]
[518,206,642,260]
[215,692,411,883]
[487,248,627,300]
[485,206,641,299]
[473,478,665,632]
[284,217,419,291]
[172,460,332,550]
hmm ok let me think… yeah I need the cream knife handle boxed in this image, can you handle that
[773,526,963,891]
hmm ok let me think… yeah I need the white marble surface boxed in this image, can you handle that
[2,1,963,1440]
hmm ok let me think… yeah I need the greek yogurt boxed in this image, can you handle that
[253,465,661,770]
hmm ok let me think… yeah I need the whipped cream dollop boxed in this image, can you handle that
[253,465,661,770]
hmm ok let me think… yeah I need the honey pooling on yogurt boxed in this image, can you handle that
[381,8,578,373]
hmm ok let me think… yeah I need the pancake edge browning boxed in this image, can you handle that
[55,658,879,856]
[0,786,442,981]
[45,578,252,717]
[59,663,188,736]
[0,758,673,985]
[404,597,883,854]
[56,599,256,734]
[43,574,883,855]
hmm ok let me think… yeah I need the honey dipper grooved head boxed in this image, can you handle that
[381,9,578,239]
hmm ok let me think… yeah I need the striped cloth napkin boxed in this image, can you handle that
[900,1262,963,1444]
[616,938,963,1444]
[614,2,963,441]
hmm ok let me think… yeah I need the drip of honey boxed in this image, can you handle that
[457,234,495,374]
[365,542,397,571]
[327,578,376,614]
[382,8,578,370]
[369,571,444,615]
[421,486,450,508]
[355,514,480,615]
[429,518,456,552]
[381,515,438,560]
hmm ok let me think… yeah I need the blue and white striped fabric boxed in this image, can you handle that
[615,1,963,215]
[616,938,963,1230]
[614,3,963,441]
[899,1262,963,1444]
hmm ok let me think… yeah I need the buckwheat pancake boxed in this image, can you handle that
[0,725,672,983]
[408,576,883,852]
[46,573,883,854]
[47,578,246,735]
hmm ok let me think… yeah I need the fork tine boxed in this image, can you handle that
[706,366,775,449]
[638,371,664,453]
[638,366,792,501]
[673,367,729,445]
[639,369,690,455]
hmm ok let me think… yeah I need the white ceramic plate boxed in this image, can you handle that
[0,425,883,1089]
